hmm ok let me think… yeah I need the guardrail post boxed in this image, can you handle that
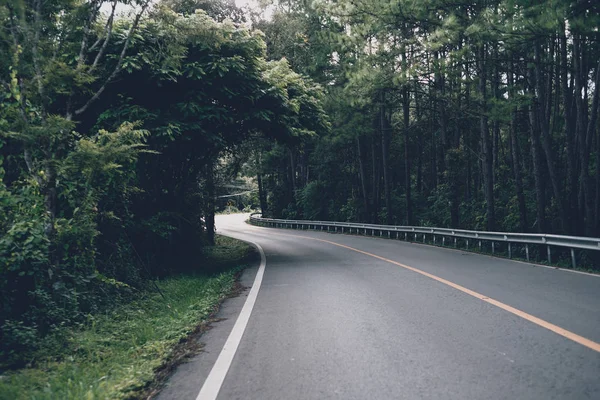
[466,239,469,250]
[414,233,417,241]
[423,234,425,243]
[388,231,390,238]
[525,244,530,261]
[479,241,482,251]
[454,237,457,248]
[396,232,399,239]
[570,248,576,269]
[492,242,495,254]
[547,245,552,264]
[508,243,512,259]
[442,237,445,246]
[433,235,436,244]
[405,232,408,241]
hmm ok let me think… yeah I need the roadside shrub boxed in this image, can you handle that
[298,181,327,220]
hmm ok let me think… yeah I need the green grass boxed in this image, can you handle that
[0,236,254,400]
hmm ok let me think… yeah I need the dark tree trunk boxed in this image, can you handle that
[529,103,547,233]
[577,55,599,234]
[508,66,528,232]
[417,125,423,194]
[585,59,600,234]
[371,132,380,222]
[492,46,500,187]
[510,111,528,232]
[380,91,392,224]
[206,162,216,245]
[357,136,370,221]
[403,86,412,225]
[560,28,578,231]
[595,113,600,235]
[447,149,461,229]
[478,44,495,231]
[533,43,566,233]
[256,151,268,216]
[289,149,296,193]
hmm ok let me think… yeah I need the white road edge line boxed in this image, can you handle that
[196,241,266,400]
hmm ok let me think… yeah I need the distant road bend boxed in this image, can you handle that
[159,213,600,400]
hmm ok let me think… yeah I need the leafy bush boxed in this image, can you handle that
[298,181,327,220]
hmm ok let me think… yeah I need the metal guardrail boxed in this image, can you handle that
[249,213,600,269]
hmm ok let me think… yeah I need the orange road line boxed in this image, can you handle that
[279,231,600,353]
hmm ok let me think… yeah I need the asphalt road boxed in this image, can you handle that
[157,213,600,400]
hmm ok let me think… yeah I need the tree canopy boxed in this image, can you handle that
[0,0,327,363]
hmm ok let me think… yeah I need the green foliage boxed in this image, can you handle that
[254,0,600,249]
[0,266,243,399]
[298,181,327,220]
[0,0,328,363]
[0,120,149,363]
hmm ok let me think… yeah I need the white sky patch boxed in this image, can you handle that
[101,0,272,21]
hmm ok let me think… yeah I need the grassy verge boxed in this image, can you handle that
[0,235,255,400]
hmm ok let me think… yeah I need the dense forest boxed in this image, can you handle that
[256,0,600,240]
[1,0,599,364]
[0,0,327,362]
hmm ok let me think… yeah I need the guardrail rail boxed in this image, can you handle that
[249,213,600,269]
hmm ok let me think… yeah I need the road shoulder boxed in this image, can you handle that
[154,260,260,400]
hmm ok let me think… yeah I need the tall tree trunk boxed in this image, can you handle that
[584,59,600,234]
[371,132,380,222]
[508,65,528,232]
[477,44,495,231]
[510,111,528,232]
[561,27,578,231]
[595,114,600,235]
[529,103,547,233]
[255,151,268,216]
[356,136,370,221]
[533,43,566,233]
[576,49,599,234]
[434,51,447,176]
[380,91,392,224]
[417,123,423,194]
[492,45,500,187]
[289,149,296,193]
[206,162,216,245]
[403,86,412,225]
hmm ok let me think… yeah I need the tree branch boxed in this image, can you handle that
[91,0,118,71]
[89,0,117,51]
[73,0,150,117]
[31,0,46,114]
[77,0,102,68]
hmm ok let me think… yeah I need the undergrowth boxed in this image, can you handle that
[0,235,255,400]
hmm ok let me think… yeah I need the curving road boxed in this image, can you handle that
[157,213,600,400]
